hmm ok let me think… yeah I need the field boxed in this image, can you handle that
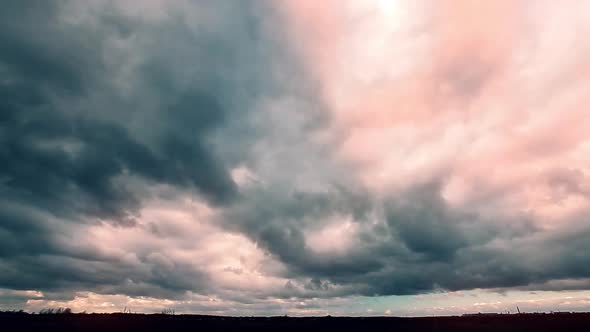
[1,312,590,332]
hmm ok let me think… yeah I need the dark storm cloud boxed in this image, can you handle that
[0,0,309,223]
[0,0,295,298]
[222,180,590,299]
[0,0,241,224]
[220,185,382,278]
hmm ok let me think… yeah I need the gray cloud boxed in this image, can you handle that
[2,0,590,314]
[0,0,298,299]
[219,180,590,299]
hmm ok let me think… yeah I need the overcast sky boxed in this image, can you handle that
[2,0,590,316]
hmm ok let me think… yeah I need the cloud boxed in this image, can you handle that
[0,0,305,301]
[2,0,590,315]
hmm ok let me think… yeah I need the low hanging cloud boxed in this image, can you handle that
[1,0,590,314]
[0,0,298,300]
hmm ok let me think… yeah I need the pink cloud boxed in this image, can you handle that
[279,0,590,226]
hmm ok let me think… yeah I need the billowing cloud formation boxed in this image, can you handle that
[1,0,590,315]
[0,0,292,299]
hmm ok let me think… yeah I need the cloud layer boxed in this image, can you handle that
[1,0,590,315]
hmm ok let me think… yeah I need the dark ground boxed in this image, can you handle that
[2,312,590,332]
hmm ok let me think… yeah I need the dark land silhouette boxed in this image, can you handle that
[1,311,590,332]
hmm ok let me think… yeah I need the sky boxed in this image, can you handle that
[1,0,590,316]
